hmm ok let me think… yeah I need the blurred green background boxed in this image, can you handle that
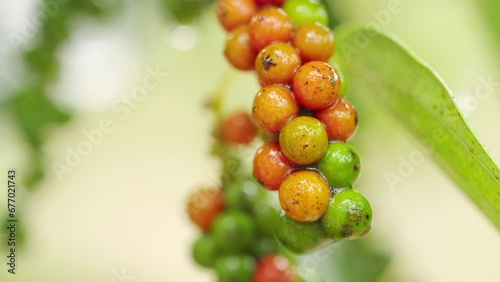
[0,0,499,281]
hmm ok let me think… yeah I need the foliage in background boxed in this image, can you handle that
[1,0,122,246]
[478,0,500,56]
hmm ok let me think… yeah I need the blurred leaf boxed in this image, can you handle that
[160,0,214,24]
[323,0,343,29]
[41,3,72,44]
[334,26,500,228]
[336,240,390,282]
[8,85,70,150]
[23,39,60,83]
[66,0,123,18]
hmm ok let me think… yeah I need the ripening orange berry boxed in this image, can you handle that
[292,22,335,62]
[255,42,302,86]
[278,170,331,222]
[248,7,294,50]
[217,0,258,31]
[252,85,299,133]
[253,142,295,190]
[315,99,357,141]
[292,61,341,110]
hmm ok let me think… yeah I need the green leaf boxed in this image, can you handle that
[9,85,71,150]
[333,26,500,228]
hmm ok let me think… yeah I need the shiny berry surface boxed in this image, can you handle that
[253,142,295,190]
[315,99,357,141]
[217,0,258,31]
[224,25,258,71]
[317,142,361,188]
[255,42,302,86]
[292,61,341,111]
[252,85,299,133]
[279,116,328,165]
[292,22,335,62]
[278,170,331,222]
[282,0,329,28]
[321,189,372,240]
[249,7,294,50]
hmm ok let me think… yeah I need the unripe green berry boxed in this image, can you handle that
[192,234,219,268]
[283,0,329,28]
[212,211,256,252]
[215,255,256,282]
[275,213,332,254]
[321,189,372,240]
[317,142,361,188]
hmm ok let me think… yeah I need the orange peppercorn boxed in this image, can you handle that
[187,188,225,232]
[292,22,335,62]
[254,142,295,190]
[292,61,341,110]
[278,170,331,222]
[315,99,357,141]
[255,42,302,86]
[248,6,294,50]
[217,0,258,31]
[221,111,257,145]
[224,25,258,71]
[252,85,299,133]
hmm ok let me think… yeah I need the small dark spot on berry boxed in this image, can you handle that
[350,149,356,158]
[341,225,354,237]
[262,55,277,71]
[303,144,309,149]
[354,164,360,171]
[365,214,370,220]
[293,200,299,204]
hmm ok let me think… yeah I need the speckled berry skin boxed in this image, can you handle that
[248,6,294,50]
[255,42,302,86]
[278,170,331,222]
[292,61,341,111]
[279,116,328,165]
[321,189,372,240]
[315,99,357,141]
[317,142,361,188]
[252,85,299,133]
